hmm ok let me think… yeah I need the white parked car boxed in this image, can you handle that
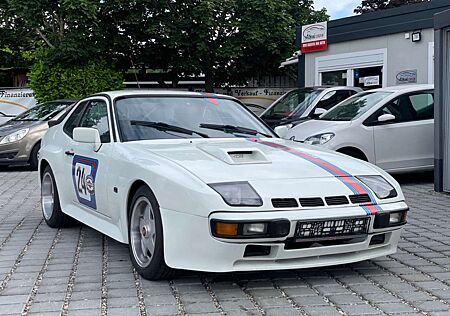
[285,85,434,173]
[260,86,361,129]
[39,90,408,280]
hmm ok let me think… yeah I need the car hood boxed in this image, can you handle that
[286,120,353,141]
[123,138,380,184]
[0,120,42,138]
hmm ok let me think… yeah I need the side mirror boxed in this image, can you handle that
[274,125,289,139]
[73,127,101,151]
[313,107,327,117]
[378,114,396,123]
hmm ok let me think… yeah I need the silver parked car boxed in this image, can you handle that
[0,99,76,169]
[260,86,361,129]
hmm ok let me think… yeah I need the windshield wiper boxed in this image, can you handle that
[130,121,209,138]
[199,123,272,138]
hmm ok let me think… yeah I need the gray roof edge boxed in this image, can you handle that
[434,9,450,29]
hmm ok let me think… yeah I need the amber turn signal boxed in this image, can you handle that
[214,222,238,237]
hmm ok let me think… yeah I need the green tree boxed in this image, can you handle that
[134,0,327,91]
[0,0,32,69]
[28,60,123,102]
[4,0,327,93]
[355,0,428,14]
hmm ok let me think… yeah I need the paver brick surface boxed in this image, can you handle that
[0,169,449,315]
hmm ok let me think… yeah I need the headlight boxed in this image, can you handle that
[357,175,397,199]
[209,182,263,207]
[0,128,29,144]
[304,133,334,145]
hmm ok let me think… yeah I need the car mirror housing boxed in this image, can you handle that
[378,114,396,123]
[313,107,327,117]
[274,125,289,138]
[73,127,101,151]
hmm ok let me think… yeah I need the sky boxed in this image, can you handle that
[314,0,360,19]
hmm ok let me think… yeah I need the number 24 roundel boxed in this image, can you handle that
[72,155,99,209]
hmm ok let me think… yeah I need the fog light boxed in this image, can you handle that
[390,211,407,225]
[389,212,402,224]
[243,223,267,236]
[215,222,238,237]
[211,219,290,239]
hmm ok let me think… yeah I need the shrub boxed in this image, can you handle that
[28,60,123,102]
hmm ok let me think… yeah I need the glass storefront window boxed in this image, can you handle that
[321,70,347,86]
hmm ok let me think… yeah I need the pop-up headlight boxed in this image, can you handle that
[209,182,263,207]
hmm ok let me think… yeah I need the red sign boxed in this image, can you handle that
[301,40,328,53]
[301,22,328,54]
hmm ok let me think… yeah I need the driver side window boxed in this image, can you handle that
[79,100,111,143]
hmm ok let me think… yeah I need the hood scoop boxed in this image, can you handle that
[197,144,271,165]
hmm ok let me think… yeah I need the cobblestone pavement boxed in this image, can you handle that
[0,168,449,315]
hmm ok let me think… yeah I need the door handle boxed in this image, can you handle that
[65,151,75,156]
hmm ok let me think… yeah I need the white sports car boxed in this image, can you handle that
[39,90,408,280]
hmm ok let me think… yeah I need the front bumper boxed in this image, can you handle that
[0,139,32,165]
[161,201,407,272]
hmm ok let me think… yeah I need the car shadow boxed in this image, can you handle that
[0,165,35,172]
[392,171,434,185]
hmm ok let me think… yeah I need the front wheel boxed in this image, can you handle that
[29,142,40,170]
[128,186,175,280]
[41,166,76,228]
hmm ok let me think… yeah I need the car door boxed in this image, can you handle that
[365,91,434,171]
[61,97,114,217]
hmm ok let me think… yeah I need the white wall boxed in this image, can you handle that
[304,29,434,87]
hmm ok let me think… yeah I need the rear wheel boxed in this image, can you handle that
[41,166,76,228]
[128,186,175,280]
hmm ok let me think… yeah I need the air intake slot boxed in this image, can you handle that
[349,194,371,204]
[299,197,325,207]
[272,198,299,208]
[325,196,350,206]
[198,144,271,165]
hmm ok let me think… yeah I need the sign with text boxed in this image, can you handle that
[364,76,380,87]
[396,70,417,84]
[0,89,37,123]
[301,22,328,54]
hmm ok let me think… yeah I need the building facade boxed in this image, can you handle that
[297,0,450,90]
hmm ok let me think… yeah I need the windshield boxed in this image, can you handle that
[261,88,323,119]
[13,101,73,121]
[320,91,393,121]
[115,96,275,141]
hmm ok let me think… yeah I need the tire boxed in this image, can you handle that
[41,166,77,228]
[128,186,175,280]
[338,148,368,161]
[29,142,40,170]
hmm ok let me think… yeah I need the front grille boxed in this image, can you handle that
[295,217,370,239]
[299,197,325,207]
[325,195,349,206]
[349,194,371,204]
[272,198,298,208]
[0,152,18,160]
